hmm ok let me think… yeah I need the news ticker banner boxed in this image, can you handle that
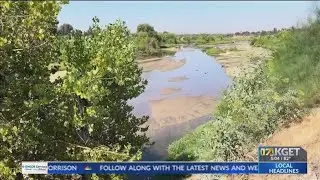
[22,162,307,175]
[22,146,307,175]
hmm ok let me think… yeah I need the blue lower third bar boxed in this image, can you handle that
[259,162,307,174]
[47,162,258,175]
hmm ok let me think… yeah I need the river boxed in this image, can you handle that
[130,48,232,162]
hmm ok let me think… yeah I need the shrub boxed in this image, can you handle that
[168,62,304,161]
[169,6,320,170]
[205,47,226,56]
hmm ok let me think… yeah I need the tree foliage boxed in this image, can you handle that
[0,2,149,179]
[169,9,320,164]
[135,23,161,57]
[137,23,157,37]
[59,17,150,154]
[168,62,304,162]
[57,23,74,35]
[159,32,177,45]
[0,1,65,178]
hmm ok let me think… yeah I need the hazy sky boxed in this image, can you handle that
[58,1,314,34]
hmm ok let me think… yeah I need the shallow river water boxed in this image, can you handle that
[129,48,232,162]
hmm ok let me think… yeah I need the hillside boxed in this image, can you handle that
[245,107,320,180]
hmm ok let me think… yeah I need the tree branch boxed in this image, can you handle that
[1,41,49,52]
[7,97,58,125]
[52,139,131,158]
[0,112,7,122]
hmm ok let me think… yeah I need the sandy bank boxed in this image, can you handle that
[138,57,186,72]
[188,109,320,180]
[146,96,217,135]
[161,46,180,53]
[160,87,181,95]
[232,107,320,180]
[213,41,272,77]
[168,75,189,82]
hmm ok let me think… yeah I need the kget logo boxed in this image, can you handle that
[260,147,301,157]
[260,147,274,156]
[259,146,307,162]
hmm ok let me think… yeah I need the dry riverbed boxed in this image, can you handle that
[168,75,189,82]
[50,46,226,162]
[213,41,272,77]
[186,41,272,180]
[188,41,320,180]
[160,87,181,95]
[146,96,217,137]
[50,56,186,82]
[137,57,186,72]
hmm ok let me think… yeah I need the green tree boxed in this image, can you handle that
[73,29,83,35]
[59,17,150,155]
[273,27,278,33]
[261,30,267,35]
[0,1,67,178]
[137,23,156,37]
[135,24,160,56]
[148,37,161,53]
[160,32,177,45]
[84,26,93,36]
[194,34,206,45]
[58,23,74,35]
[0,2,149,179]
[184,36,191,44]
[136,31,149,54]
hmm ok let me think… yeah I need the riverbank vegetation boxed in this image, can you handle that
[0,2,149,179]
[203,46,240,56]
[1,1,312,179]
[204,47,226,56]
[168,8,320,166]
[250,30,292,50]
[57,22,282,61]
